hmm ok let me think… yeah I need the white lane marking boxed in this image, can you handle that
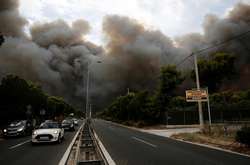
[93,131,116,165]
[9,139,31,149]
[58,123,84,165]
[132,137,157,148]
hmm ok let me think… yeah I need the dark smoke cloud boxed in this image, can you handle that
[31,19,90,47]
[176,2,250,90]
[1,0,250,110]
[0,0,102,108]
[100,15,183,93]
[176,3,250,53]
[0,0,27,37]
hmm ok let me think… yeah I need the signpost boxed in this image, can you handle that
[186,88,212,126]
[186,89,208,102]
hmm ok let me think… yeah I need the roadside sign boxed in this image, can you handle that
[186,89,208,102]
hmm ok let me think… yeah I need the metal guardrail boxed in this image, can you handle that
[90,123,109,165]
[59,123,85,165]
[62,120,109,165]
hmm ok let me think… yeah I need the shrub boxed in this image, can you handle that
[235,127,250,146]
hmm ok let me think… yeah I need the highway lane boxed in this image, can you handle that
[0,123,82,165]
[92,119,250,165]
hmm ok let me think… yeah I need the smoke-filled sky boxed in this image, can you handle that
[1,0,250,110]
[19,0,250,45]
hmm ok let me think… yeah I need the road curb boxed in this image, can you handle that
[171,137,250,158]
[93,129,116,165]
[58,123,84,165]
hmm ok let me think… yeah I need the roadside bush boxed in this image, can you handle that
[235,127,250,146]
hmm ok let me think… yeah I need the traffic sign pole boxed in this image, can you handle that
[207,88,212,126]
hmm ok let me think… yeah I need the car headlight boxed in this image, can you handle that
[33,131,37,135]
[3,129,7,133]
[53,130,59,134]
[17,127,24,132]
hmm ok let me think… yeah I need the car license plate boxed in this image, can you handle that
[39,137,49,140]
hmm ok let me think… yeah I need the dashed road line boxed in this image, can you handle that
[9,139,31,149]
[132,136,157,148]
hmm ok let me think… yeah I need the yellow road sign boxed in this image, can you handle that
[186,89,208,102]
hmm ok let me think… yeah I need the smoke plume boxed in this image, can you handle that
[1,1,250,110]
[0,0,27,37]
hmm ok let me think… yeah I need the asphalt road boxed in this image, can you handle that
[0,123,82,165]
[92,119,250,165]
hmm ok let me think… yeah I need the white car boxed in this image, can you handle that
[32,121,64,144]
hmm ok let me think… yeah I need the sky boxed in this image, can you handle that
[19,0,250,45]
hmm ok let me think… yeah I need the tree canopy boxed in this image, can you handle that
[191,52,236,92]
[156,65,184,112]
[0,75,77,125]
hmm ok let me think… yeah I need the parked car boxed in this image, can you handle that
[32,121,64,144]
[3,120,33,137]
[61,119,75,131]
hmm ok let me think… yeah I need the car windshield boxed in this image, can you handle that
[9,121,25,127]
[39,122,59,129]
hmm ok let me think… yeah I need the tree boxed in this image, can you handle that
[100,91,161,126]
[156,65,184,113]
[191,52,236,92]
[0,75,46,112]
[0,75,77,125]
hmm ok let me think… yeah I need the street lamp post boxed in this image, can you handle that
[85,60,102,119]
[85,62,90,119]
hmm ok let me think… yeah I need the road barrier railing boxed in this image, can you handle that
[60,119,109,165]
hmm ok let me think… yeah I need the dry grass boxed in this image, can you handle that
[171,125,250,156]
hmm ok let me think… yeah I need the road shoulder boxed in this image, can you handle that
[100,119,250,158]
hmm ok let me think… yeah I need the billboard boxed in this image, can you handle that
[186,89,208,102]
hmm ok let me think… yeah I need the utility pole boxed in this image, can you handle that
[86,62,90,119]
[194,54,204,129]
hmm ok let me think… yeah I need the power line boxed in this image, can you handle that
[176,30,250,67]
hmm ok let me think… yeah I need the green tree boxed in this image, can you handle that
[0,75,77,125]
[156,65,184,113]
[0,75,47,113]
[100,91,161,126]
[191,52,236,92]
